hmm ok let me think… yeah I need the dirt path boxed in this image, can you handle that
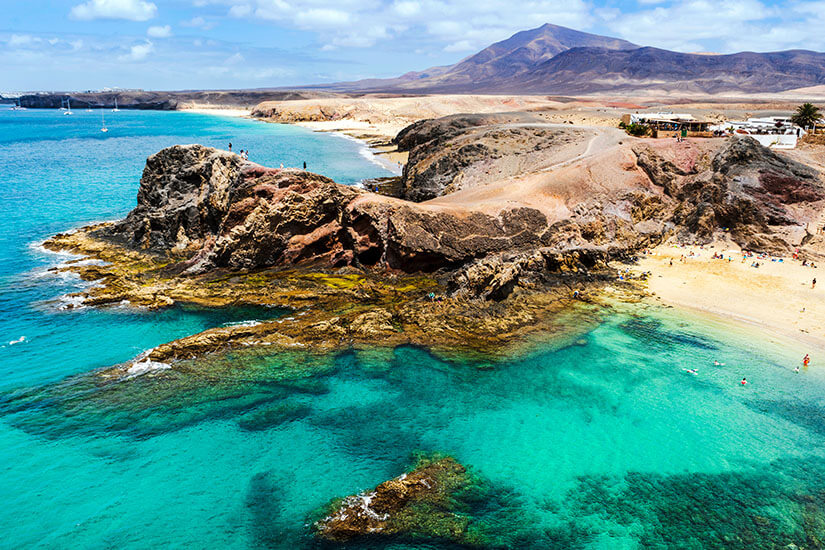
[423,125,629,217]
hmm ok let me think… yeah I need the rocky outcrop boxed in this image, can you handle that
[96,144,603,278]
[633,136,825,253]
[394,113,587,202]
[314,456,471,543]
[449,246,618,301]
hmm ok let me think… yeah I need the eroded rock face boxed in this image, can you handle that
[96,144,571,277]
[633,136,825,253]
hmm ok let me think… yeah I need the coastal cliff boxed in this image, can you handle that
[41,121,825,368]
[95,144,630,279]
[397,114,825,255]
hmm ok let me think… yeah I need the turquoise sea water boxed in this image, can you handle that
[3,106,825,549]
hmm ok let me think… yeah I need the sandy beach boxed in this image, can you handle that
[179,107,251,117]
[633,242,825,349]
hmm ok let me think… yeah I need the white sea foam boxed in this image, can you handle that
[125,359,172,378]
[57,294,87,311]
[330,131,402,176]
[222,320,262,328]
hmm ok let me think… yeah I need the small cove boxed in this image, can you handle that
[2,106,825,549]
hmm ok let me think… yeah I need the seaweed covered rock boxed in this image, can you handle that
[314,456,473,544]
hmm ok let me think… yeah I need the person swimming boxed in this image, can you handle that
[684,368,698,375]
[803,354,811,367]
[713,360,725,366]
[741,377,748,385]
[794,366,800,373]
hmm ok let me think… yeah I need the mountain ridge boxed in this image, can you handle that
[326,24,825,96]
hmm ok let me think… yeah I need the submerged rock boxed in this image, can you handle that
[314,456,472,543]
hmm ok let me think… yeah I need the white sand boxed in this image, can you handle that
[179,107,251,118]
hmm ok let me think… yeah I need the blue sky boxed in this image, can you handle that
[1,0,822,91]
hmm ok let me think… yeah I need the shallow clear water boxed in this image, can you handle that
[3,107,825,549]
[0,106,391,388]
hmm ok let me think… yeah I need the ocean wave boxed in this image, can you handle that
[330,131,401,175]
[56,294,87,311]
[125,359,172,379]
[222,320,262,328]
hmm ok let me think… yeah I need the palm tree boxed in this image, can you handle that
[791,103,822,129]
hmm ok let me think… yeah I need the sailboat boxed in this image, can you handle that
[59,98,67,111]
[112,98,120,112]
[10,99,26,111]
[100,107,108,133]
[64,98,73,115]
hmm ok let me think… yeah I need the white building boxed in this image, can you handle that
[710,116,805,149]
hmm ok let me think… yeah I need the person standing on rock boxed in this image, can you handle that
[303,161,307,170]
[228,142,232,152]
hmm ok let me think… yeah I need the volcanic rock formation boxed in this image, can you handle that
[84,125,825,306]
[98,145,580,276]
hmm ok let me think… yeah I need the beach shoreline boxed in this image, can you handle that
[180,107,406,175]
[631,242,825,352]
[178,107,252,118]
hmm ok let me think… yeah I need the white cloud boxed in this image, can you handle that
[118,40,154,61]
[225,52,245,63]
[181,15,216,29]
[392,1,421,17]
[147,25,172,38]
[184,16,206,26]
[7,34,40,47]
[294,8,351,28]
[228,4,252,17]
[229,0,590,52]
[70,0,157,21]
[444,40,473,52]
[609,0,779,51]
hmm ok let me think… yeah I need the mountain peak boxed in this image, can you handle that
[395,23,638,91]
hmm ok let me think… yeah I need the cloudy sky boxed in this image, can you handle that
[2,0,824,91]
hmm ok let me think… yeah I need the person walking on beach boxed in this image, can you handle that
[813,278,817,289]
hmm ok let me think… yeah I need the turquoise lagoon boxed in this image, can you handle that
[2,106,825,549]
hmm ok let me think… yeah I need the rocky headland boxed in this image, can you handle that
[42,113,825,374]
